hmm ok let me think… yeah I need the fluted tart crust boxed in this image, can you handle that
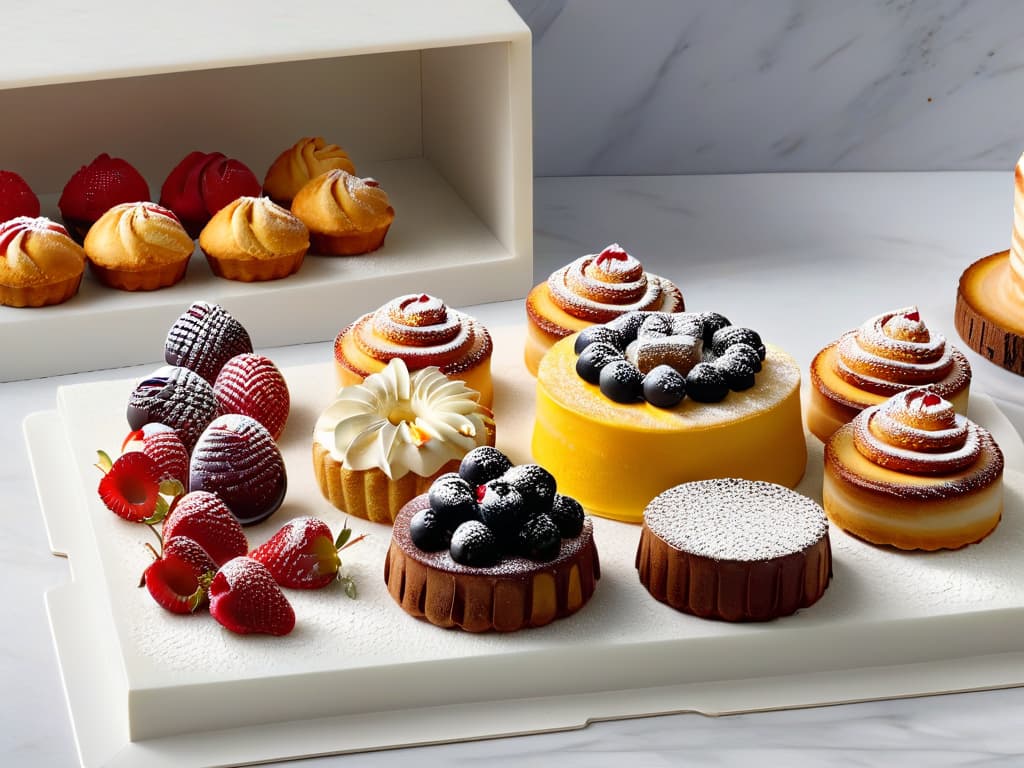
[291,169,393,256]
[0,216,85,307]
[198,196,309,282]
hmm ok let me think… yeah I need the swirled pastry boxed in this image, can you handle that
[83,202,194,291]
[0,216,85,307]
[290,170,394,256]
[312,358,494,523]
[823,388,1003,551]
[263,137,356,207]
[524,244,684,374]
[334,293,494,406]
[198,196,309,282]
[808,306,971,441]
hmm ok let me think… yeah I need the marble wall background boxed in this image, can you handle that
[510,0,1024,176]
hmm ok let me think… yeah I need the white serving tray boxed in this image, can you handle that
[24,323,1024,768]
[0,0,532,381]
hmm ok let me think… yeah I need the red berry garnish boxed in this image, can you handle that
[0,171,40,221]
[97,451,163,522]
[209,557,295,636]
[162,491,248,567]
[250,516,364,592]
[144,536,216,614]
[922,393,942,407]
[476,484,487,503]
[595,243,629,265]
[904,310,921,322]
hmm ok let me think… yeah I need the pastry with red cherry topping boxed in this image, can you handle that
[214,353,290,440]
[159,151,261,238]
[385,447,600,632]
[58,153,150,241]
[0,216,86,307]
[0,170,40,222]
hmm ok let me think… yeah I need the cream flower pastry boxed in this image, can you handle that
[823,388,1004,551]
[524,243,685,375]
[807,306,971,441]
[312,358,495,524]
[290,169,394,256]
[198,196,309,281]
[83,202,194,291]
[263,137,356,208]
[954,151,1024,376]
[0,216,86,307]
[334,293,494,406]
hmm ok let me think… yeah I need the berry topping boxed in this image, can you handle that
[58,154,150,238]
[516,513,561,562]
[595,243,629,265]
[573,324,624,354]
[458,446,513,487]
[144,536,216,614]
[549,494,585,538]
[637,314,676,339]
[599,359,644,403]
[713,354,756,391]
[719,341,762,373]
[904,310,921,322]
[711,326,765,361]
[97,451,163,522]
[427,472,479,528]
[409,507,452,552]
[605,311,655,344]
[697,312,731,344]
[126,366,221,452]
[501,464,557,515]
[162,491,248,567]
[575,341,624,384]
[160,151,261,237]
[165,301,254,384]
[685,362,730,403]
[250,516,363,592]
[477,479,527,540]
[449,520,500,567]
[213,353,290,440]
[641,365,687,408]
[0,170,40,222]
[922,392,942,407]
[209,556,295,636]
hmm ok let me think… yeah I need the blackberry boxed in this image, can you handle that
[449,520,500,567]
[574,325,623,354]
[549,494,585,538]
[427,473,478,527]
[477,479,526,540]
[599,359,644,403]
[697,312,731,345]
[459,446,512,487]
[606,311,653,344]
[502,464,557,515]
[517,513,562,562]
[641,364,686,408]
[637,314,676,339]
[575,342,624,384]
[713,354,756,391]
[711,326,765,360]
[409,507,451,552]
[719,341,762,373]
[685,362,729,403]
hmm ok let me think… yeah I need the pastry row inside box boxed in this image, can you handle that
[100,229,1013,637]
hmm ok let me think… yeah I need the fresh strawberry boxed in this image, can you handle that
[213,353,290,440]
[58,153,150,240]
[162,491,248,566]
[122,423,189,489]
[0,171,40,221]
[144,536,216,614]
[208,556,295,636]
[250,516,364,592]
[159,151,260,237]
[97,451,164,522]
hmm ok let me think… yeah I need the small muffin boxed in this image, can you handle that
[160,151,262,238]
[0,216,85,307]
[524,243,685,375]
[84,202,194,291]
[198,196,309,281]
[334,293,494,406]
[291,170,394,256]
[58,154,150,242]
[263,137,356,208]
[312,358,494,524]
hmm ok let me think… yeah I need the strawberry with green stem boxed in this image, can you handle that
[250,516,365,596]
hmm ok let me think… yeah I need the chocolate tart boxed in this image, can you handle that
[636,479,831,622]
[385,496,600,633]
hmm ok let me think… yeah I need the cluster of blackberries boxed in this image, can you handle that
[573,311,765,408]
[409,447,585,567]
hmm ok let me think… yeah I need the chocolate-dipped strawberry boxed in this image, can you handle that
[213,353,290,440]
[165,301,253,383]
[126,366,221,451]
[189,414,286,525]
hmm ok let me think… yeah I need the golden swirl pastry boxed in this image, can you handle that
[198,196,309,282]
[83,202,194,291]
[823,388,1004,551]
[807,306,971,441]
[524,243,685,375]
[333,294,493,406]
[0,216,86,307]
[290,170,394,256]
[263,137,356,207]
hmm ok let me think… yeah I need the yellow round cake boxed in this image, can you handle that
[532,334,807,523]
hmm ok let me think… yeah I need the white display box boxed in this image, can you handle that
[0,0,532,381]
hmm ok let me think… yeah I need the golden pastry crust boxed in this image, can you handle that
[198,196,309,281]
[0,216,85,307]
[83,202,194,291]
[291,170,394,256]
[263,137,356,207]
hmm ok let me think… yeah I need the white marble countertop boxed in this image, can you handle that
[3,172,1023,767]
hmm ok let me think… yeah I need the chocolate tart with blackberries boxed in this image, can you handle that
[384,447,600,632]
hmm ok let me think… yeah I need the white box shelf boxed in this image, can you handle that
[0,0,532,381]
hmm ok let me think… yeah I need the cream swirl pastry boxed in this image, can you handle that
[290,169,394,256]
[83,202,194,291]
[334,293,494,406]
[0,216,86,307]
[823,387,1004,551]
[312,358,495,523]
[263,137,356,207]
[807,306,971,441]
[1011,153,1024,287]
[198,196,309,281]
[524,243,685,375]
